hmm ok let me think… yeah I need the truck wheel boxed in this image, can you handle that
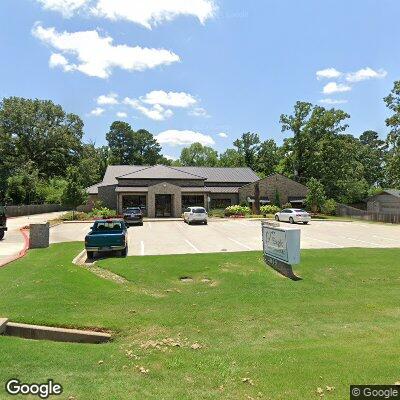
[204,220,208,225]
[122,246,128,257]
[0,230,4,240]
[87,251,94,259]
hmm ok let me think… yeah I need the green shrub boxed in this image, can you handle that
[260,205,280,215]
[281,202,292,209]
[224,205,251,216]
[321,199,337,215]
[208,208,225,218]
[61,211,90,221]
[90,207,117,219]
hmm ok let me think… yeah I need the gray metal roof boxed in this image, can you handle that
[86,183,99,195]
[177,166,258,183]
[383,189,400,198]
[118,165,205,180]
[97,165,258,187]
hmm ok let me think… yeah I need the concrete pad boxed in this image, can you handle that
[5,322,111,344]
[50,219,400,256]
[0,318,9,334]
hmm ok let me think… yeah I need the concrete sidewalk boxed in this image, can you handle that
[0,211,65,266]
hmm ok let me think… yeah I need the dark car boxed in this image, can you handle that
[85,219,128,259]
[123,207,144,226]
[0,206,7,240]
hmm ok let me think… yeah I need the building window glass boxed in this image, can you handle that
[182,195,204,210]
[210,198,232,209]
[122,195,147,215]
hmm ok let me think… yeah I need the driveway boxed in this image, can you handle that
[50,219,400,256]
[0,212,65,266]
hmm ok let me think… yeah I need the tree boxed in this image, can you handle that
[62,167,87,217]
[78,143,108,187]
[5,163,39,205]
[132,129,162,165]
[0,97,83,178]
[256,139,280,176]
[106,121,135,165]
[384,81,400,188]
[233,132,260,170]
[280,102,349,184]
[305,178,326,213]
[179,142,218,166]
[218,149,246,167]
[357,130,387,187]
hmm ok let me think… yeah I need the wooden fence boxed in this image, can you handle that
[5,204,69,217]
[337,204,400,224]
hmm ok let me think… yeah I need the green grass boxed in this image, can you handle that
[0,244,400,399]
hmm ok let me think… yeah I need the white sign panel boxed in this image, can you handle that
[262,223,300,265]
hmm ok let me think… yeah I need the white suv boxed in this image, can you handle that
[183,207,208,225]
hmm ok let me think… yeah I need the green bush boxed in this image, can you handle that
[281,202,292,209]
[90,207,117,219]
[208,208,225,218]
[260,205,280,215]
[224,205,251,216]
[61,211,90,221]
[321,199,337,215]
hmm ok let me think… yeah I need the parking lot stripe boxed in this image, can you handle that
[148,222,152,230]
[185,239,200,253]
[228,237,254,250]
[140,241,145,256]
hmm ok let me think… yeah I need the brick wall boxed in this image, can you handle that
[239,174,308,205]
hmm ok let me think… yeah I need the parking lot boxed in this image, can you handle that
[50,219,400,256]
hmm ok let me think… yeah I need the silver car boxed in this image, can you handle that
[275,208,311,224]
[183,207,208,225]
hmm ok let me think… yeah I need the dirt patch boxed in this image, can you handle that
[180,276,194,283]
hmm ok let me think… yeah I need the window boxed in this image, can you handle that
[210,198,232,209]
[193,208,206,213]
[182,195,204,210]
[122,195,147,215]
[94,221,123,231]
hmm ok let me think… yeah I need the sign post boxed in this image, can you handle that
[261,221,301,280]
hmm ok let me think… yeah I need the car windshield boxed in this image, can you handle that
[94,221,123,230]
[125,208,141,214]
[193,208,206,213]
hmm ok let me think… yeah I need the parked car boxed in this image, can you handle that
[85,219,128,259]
[275,208,311,224]
[183,207,208,225]
[0,205,7,240]
[123,207,144,226]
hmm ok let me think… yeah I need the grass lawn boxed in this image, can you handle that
[0,244,399,399]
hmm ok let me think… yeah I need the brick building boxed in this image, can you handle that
[238,174,309,207]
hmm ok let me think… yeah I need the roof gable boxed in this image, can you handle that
[117,165,206,180]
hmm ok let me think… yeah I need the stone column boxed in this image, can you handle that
[30,223,50,249]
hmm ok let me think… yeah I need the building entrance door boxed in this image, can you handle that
[155,194,172,217]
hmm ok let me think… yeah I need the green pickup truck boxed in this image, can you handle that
[85,219,128,259]
[0,206,7,240]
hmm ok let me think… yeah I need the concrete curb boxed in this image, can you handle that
[0,229,30,269]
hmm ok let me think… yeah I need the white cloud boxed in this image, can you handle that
[32,23,180,78]
[36,0,89,17]
[49,52,75,71]
[189,107,209,117]
[164,154,177,161]
[97,93,119,105]
[156,130,215,146]
[319,98,348,105]
[346,67,387,83]
[116,111,127,118]
[316,68,342,80]
[90,107,105,116]
[322,82,352,95]
[91,0,216,29]
[218,132,228,138]
[124,97,173,121]
[35,0,216,28]
[141,90,197,108]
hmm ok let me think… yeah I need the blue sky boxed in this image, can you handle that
[0,0,399,160]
